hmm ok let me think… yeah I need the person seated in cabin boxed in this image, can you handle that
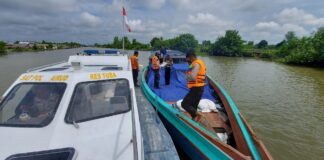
[16,85,60,121]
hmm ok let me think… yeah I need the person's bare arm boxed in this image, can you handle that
[154,58,160,67]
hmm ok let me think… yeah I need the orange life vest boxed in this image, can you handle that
[187,59,206,88]
[152,55,160,70]
[130,55,138,69]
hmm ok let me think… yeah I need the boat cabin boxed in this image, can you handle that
[0,55,143,160]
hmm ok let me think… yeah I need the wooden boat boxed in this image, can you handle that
[141,50,272,160]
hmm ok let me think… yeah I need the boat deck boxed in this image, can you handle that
[135,72,179,160]
[182,112,231,135]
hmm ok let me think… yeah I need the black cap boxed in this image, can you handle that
[186,51,196,58]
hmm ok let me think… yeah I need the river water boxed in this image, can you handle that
[0,49,323,159]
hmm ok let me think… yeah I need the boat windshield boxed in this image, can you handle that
[66,79,130,123]
[0,83,66,127]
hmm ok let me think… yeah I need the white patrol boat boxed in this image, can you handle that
[0,54,143,160]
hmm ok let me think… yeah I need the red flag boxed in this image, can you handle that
[122,7,126,16]
[122,7,131,32]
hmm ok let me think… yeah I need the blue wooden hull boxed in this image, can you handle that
[141,66,271,160]
[158,112,205,160]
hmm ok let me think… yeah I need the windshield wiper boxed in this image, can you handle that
[72,120,79,129]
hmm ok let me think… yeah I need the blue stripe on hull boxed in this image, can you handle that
[158,112,205,160]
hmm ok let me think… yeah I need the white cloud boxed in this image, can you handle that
[281,23,307,35]
[170,0,192,8]
[80,12,103,27]
[0,0,78,14]
[253,8,323,39]
[188,13,231,27]
[1,0,323,44]
[128,19,145,32]
[256,21,281,31]
[255,21,307,39]
[128,19,168,34]
[276,7,324,26]
[170,24,192,34]
[139,0,166,9]
[105,0,121,13]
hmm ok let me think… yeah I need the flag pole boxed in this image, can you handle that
[122,15,125,51]
[122,0,125,51]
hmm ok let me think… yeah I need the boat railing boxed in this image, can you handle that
[130,88,139,160]
[26,61,67,72]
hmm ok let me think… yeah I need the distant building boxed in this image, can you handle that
[15,41,35,48]
[5,42,14,48]
[18,41,30,45]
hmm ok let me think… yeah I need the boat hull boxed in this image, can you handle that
[141,67,235,160]
[158,112,206,160]
[141,66,272,160]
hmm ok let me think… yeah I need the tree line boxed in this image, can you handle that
[95,37,151,50]
[95,34,199,54]
[2,28,323,67]
[0,41,5,54]
[0,40,83,54]
[148,29,324,67]
[203,28,324,66]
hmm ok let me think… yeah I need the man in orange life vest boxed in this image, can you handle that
[152,52,160,88]
[130,51,140,87]
[181,52,206,122]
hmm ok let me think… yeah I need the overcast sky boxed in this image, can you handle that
[1,0,324,44]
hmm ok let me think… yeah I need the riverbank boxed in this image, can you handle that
[204,29,324,68]
[199,50,324,68]
[0,47,83,55]
[0,41,83,55]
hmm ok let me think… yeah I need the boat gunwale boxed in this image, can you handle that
[239,113,273,160]
[207,77,266,159]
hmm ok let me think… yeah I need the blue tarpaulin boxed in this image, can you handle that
[83,50,99,54]
[147,63,216,102]
[105,50,118,54]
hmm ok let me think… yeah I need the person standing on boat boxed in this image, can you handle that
[182,52,206,122]
[130,51,140,87]
[165,54,173,85]
[160,47,166,63]
[152,52,160,88]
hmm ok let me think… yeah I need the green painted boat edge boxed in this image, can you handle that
[208,77,261,160]
[141,67,232,159]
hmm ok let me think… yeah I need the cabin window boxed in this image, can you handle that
[5,148,75,160]
[41,67,68,72]
[0,83,66,127]
[66,79,130,123]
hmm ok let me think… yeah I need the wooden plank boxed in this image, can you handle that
[178,115,252,160]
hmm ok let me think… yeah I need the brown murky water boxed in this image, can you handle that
[0,50,323,159]
[200,56,324,160]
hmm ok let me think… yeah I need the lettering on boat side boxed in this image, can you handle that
[20,75,43,81]
[89,72,117,80]
[50,75,69,81]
